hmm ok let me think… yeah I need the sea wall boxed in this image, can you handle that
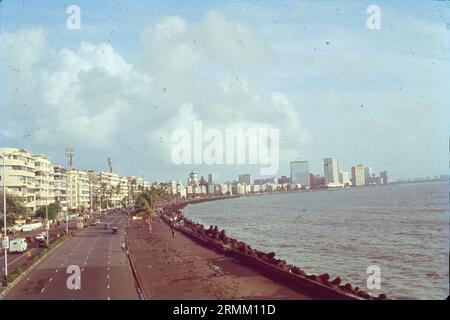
[156,199,388,300]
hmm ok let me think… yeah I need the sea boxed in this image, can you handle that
[182,181,449,300]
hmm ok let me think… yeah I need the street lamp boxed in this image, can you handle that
[0,150,17,286]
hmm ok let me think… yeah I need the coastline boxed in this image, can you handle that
[131,196,388,300]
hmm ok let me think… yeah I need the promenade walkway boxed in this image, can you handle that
[127,218,313,300]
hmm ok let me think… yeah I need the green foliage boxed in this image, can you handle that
[35,202,62,220]
[134,187,174,220]
[0,193,28,228]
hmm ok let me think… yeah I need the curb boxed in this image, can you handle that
[125,222,147,300]
[0,235,71,299]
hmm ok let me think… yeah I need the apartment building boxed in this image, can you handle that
[0,147,37,212]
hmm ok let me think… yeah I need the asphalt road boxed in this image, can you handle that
[3,212,138,300]
[0,221,78,275]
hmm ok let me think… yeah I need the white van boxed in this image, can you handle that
[9,238,28,253]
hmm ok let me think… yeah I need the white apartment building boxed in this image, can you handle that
[128,176,144,202]
[33,154,55,209]
[53,165,68,212]
[323,157,342,187]
[67,169,91,210]
[339,171,351,186]
[0,147,37,212]
[97,172,124,207]
[351,164,366,187]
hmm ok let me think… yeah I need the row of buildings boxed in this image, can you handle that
[0,147,391,216]
[291,158,389,188]
[0,147,150,215]
[156,156,391,198]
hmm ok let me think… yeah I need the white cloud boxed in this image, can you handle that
[1,11,310,179]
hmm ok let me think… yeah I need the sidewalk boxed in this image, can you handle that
[127,218,312,300]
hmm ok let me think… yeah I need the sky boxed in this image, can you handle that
[0,0,449,183]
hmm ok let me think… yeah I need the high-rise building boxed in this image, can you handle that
[323,158,340,186]
[380,171,389,185]
[208,173,219,185]
[351,164,365,187]
[290,160,310,187]
[339,171,351,186]
[238,174,253,185]
[364,166,372,185]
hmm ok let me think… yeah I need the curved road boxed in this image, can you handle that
[3,212,138,300]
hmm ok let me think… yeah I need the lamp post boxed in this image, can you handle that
[0,151,16,286]
[1,154,8,286]
[45,169,49,247]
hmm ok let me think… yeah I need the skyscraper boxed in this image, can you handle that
[323,157,340,186]
[351,164,365,187]
[208,173,219,184]
[364,166,372,185]
[290,160,310,187]
[238,174,253,185]
[380,171,389,185]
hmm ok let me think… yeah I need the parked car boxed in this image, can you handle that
[94,219,101,225]
[9,238,27,253]
[35,232,47,241]
[112,227,118,234]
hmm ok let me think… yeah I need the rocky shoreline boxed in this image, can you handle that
[157,197,388,300]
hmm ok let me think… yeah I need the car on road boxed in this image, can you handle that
[94,219,101,225]
[9,238,28,253]
[35,232,47,241]
[112,227,118,234]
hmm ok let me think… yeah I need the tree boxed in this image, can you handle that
[35,202,62,221]
[0,193,28,229]
[134,187,174,223]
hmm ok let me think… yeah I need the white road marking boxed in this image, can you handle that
[107,284,110,289]
[41,288,45,293]
[49,277,53,282]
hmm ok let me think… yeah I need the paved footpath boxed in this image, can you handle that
[127,218,313,300]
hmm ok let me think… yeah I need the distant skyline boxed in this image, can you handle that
[1,1,449,182]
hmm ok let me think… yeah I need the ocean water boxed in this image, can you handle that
[182,182,449,300]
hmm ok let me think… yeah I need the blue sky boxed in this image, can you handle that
[0,0,449,182]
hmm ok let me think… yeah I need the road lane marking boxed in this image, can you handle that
[107,284,110,289]
[41,288,45,293]
[49,277,53,282]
